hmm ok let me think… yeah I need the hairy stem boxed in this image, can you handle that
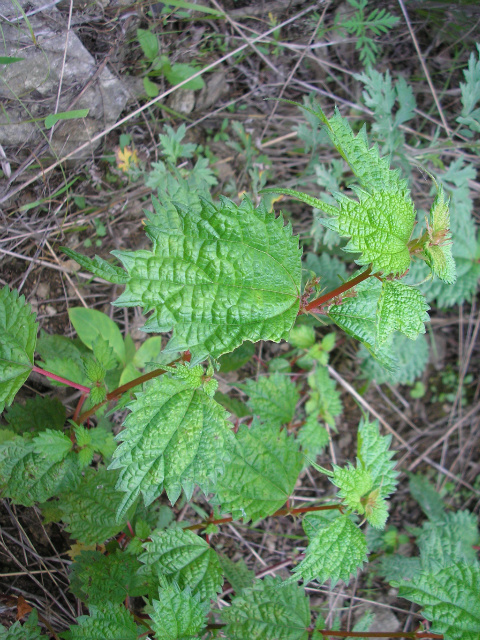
[32,365,91,394]
[186,503,342,531]
[303,266,373,313]
[77,355,184,424]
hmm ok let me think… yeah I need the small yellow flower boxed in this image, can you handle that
[116,146,139,173]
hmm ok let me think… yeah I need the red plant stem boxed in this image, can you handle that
[303,266,373,313]
[72,393,88,423]
[77,356,184,424]
[316,633,442,639]
[186,503,342,531]
[204,624,441,639]
[32,365,91,394]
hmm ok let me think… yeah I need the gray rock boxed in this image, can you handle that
[0,0,128,159]
[194,71,227,111]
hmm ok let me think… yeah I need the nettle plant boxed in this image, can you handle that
[1,104,479,640]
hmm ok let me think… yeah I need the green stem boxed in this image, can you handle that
[186,503,342,531]
[77,355,184,424]
[302,266,373,313]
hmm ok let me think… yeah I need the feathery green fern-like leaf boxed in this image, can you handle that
[109,365,234,517]
[213,419,303,522]
[293,515,368,586]
[139,528,223,601]
[109,196,301,364]
[0,286,38,412]
[222,576,311,640]
[359,334,429,385]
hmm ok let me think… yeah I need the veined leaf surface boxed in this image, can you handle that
[223,576,310,640]
[0,286,38,412]
[109,366,234,518]
[140,528,223,601]
[396,563,480,640]
[111,196,302,364]
[213,420,303,522]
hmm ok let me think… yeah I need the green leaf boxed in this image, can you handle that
[408,474,446,523]
[110,367,234,516]
[137,28,159,60]
[417,511,479,571]
[223,576,311,640]
[64,604,138,640]
[359,333,429,385]
[111,196,302,364]
[296,415,330,463]
[318,190,415,276]
[33,429,72,462]
[395,563,480,640]
[328,278,395,370]
[218,341,255,372]
[44,109,89,129]
[305,365,343,426]
[213,419,303,522]
[165,63,205,90]
[379,554,422,582]
[57,467,137,544]
[61,247,129,284]
[424,184,456,284]
[140,528,223,601]
[288,324,316,349]
[356,418,398,498]
[375,280,430,346]
[143,76,159,97]
[457,43,480,133]
[303,252,348,293]
[150,582,209,640]
[0,437,80,506]
[159,124,197,163]
[133,336,163,368]
[68,308,126,364]
[218,555,255,594]
[310,104,408,193]
[0,286,38,412]
[241,372,300,426]
[331,464,373,513]
[0,56,25,64]
[5,396,66,434]
[70,550,148,605]
[162,0,223,16]
[214,391,250,418]
[293,515,368,586]
[0,610,48,639]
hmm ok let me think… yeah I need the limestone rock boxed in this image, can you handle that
[0,0,128,159]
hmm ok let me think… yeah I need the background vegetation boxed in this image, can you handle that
[0,0,479,638]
